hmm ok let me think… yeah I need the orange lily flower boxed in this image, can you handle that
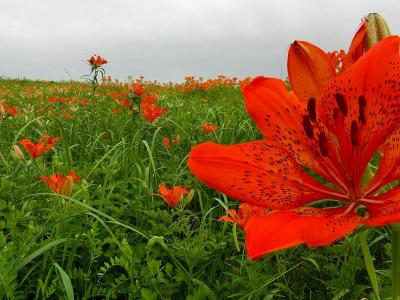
[140,101,167,122]
[141,95,157,105]
[162,135,181,149]
[130,83,146,96]
[189,36,400,259]
[19,139,51,159]
[153,184,189,207]
[201,123,218,134]
[288,14,391,100]
[40,171,81,196]
[87,54,108,66]
[287,20,369,100]
[40,134,61,145]
[219,203,269,228]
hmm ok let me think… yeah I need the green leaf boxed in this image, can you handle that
[54,263,74,300]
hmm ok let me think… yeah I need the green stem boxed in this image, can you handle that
[392,224,400,300]
[359,229,381,300]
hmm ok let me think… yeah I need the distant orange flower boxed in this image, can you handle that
[112,107,122,115]
[40,134,61,145]
[201,123,218,134]
[153,184,189,207]
[130,83,146,96]
[62,114,73,119]
[117,98,133,109]
[140,101,167,122]
[141,95,157,105]
[0,101,19,116]
[87,54,108,66]
[19,139,52,159]
[162,135,180,149]
[102,132,110,140]
[40,171,81,196]
[219,203,269,228]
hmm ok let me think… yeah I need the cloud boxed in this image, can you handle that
[0,0,399,82]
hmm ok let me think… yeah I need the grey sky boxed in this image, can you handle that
[1,0,399,82]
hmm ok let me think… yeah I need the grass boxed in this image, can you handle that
[0,77,394,299]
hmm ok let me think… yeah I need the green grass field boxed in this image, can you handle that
[0,77,393,299]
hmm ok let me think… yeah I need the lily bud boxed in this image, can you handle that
[59,176,74,196]
[0,103,5,115]
[12,145,24,160]
[366,13,391,50]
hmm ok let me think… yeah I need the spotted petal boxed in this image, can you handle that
[245,206,362,259]
[318,36,400,184]
[188,140,347,210]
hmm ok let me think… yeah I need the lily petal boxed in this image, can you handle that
[342,19,368,70]
[288,40,335,102]
[243,77,348,191]
[318,36,400,183]
[245,206,362,259]
[188,140,347,210]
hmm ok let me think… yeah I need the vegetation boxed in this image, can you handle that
[0,76,393,299]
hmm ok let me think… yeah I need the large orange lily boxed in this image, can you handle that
[188,36,400,259]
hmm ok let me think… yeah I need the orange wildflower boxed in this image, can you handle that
[140,101,167,122]
[219,203,269,228]
[40,134,61,145]
[19,140,51,159]
[130,83,146,96]
[40,171,81,196]
[102,132,110,140]
[201,123,218,134]
[141,95,157,105]
[153,184,189,207]
[62,114,73,119]
[189,36,400,259]
[87,54,108,66]
[162,135,180,149]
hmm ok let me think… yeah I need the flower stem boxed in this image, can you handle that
[359,229,381,300]
[392,224,400,300]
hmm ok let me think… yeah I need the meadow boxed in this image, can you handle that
[0,71,393,300]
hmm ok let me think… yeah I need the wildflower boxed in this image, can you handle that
[140,101,167,122]
[40,171,81,196]
[189,36,400,259]
[19,139,53,159]
[201,123,218,134]
[62,114,73,119]
[153,184,189,207]
[40,134,61,145]
[141,95,157,105]
[219,203,269,228]
[87,54,108,66]
[0,101,19,116]
[112,107,122,115]
[102,132,110,140]
[162,135,180,149]
[288,13,390,87]
[130,83,146,96]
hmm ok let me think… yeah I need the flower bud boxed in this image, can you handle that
[0,103,5,115]
[12,145,24,160]
[366,13,391,50]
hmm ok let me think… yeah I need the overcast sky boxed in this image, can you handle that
[1,0,399,83]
